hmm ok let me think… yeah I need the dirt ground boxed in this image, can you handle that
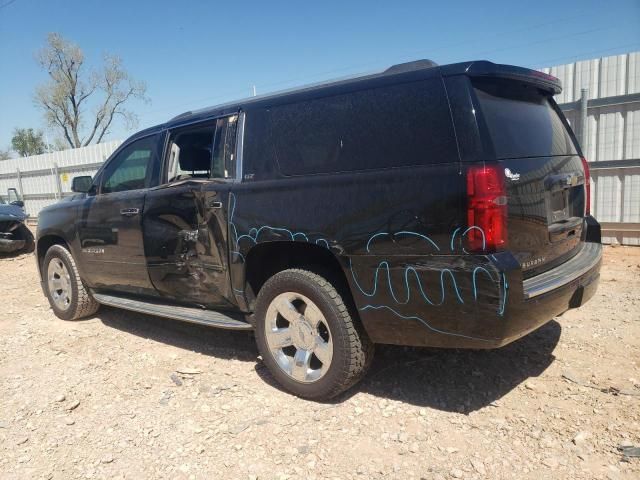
[1,246,639,480]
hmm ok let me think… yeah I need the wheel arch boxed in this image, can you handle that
[241,241,354,312]
[36,233,70,277]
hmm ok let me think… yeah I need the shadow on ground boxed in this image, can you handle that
[96,306,560,413]
[96,306,258,362]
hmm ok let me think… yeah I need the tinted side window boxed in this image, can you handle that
[270,79,457,175]
[242,108,278,179]
[102,135,159,194]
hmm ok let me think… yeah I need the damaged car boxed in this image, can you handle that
[0,188,34,254]
[36,60,602,400]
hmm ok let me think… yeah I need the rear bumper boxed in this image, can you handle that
[353,238,602,349]
[523,242,601,299]
[493,241,601,347]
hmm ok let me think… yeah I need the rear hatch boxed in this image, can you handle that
[471,75,587,277]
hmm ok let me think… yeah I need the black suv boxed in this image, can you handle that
[36,60,602,400]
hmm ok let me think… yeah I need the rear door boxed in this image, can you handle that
[142,114,240,308]
[470,77,587,276]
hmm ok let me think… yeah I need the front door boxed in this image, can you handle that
[142,114,239,308]
[77,134,162,294]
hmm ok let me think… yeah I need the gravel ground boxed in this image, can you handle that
[1,246,639,480]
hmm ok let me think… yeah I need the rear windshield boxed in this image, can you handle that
[473,79,578,159]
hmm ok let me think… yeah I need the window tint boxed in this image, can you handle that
[269,79,457,175]
[242,108,278,179]
[473,79,578,159]
[102,135,159,193]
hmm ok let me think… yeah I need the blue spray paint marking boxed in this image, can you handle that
[471,266,495,300]
[229,192,508,320]
[394,231,440,251]
[349,259,464,306]
[230,192,330,252]
[351,229,508,317]
[450,226,486,253]
[366,232,390,253]
[366,231,440,253]
[231,251,245,262]
[360,305,492,342]
[228,192,330,294]
[499,272,508,316]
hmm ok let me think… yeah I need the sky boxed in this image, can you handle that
[1,0,639,152]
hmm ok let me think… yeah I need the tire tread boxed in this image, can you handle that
[256,268,373,399]
[45,244,99,320]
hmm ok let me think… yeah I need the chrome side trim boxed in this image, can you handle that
[523,242,602,299]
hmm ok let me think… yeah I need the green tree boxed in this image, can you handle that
[11,128,47,157]
[0,149,12,160]
[34,33,148,149]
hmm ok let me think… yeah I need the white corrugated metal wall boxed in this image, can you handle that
[0,140,121,216]
[542,51,640,245]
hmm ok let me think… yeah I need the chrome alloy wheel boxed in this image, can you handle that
[47,258,72,311]
[264,292,334,383]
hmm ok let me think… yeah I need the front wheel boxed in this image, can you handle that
[43,244,100,320]
[254,269,373,400]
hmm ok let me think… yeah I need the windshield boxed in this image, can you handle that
[0,195,5,205]
[473,78,578,159]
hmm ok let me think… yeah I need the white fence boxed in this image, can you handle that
[0,140,121,217]
[544,51,640,245]
[544,51,639,162]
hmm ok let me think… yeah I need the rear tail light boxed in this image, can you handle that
[466,165,507,252]
[581,156,591,215]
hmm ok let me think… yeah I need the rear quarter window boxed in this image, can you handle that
[268,78,458,175]
[473,78,578,159]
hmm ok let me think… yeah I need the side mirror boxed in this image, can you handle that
[10,200,24,208]
[71,176,93,193]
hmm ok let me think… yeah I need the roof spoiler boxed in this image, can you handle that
[441,60,562,95]
[384,59,438,74]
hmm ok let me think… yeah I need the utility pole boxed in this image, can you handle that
[252,85,257,97]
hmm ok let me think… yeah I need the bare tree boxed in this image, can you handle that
[34,33,148,148]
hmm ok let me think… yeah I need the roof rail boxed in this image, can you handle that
[384,59,438,74]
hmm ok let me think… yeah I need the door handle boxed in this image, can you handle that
[208,201,223,209]
[120,208,140,217]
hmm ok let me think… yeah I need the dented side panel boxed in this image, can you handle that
[143,180,236,308]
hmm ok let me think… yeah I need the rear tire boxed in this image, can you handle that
[43,244,99,320]
[255,268,373,400]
